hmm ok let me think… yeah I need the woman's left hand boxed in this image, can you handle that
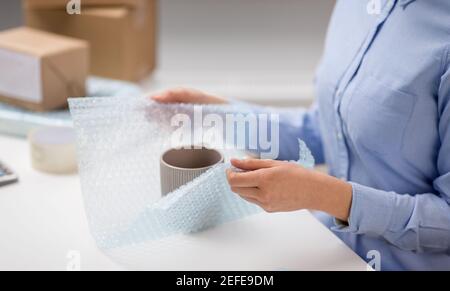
[226,159,353,221]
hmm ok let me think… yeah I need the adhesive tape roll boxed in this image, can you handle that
[28,126,77,174]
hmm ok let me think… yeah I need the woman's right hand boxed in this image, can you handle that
[151,88,228,104]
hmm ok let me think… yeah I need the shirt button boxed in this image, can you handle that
[337,132,343,140]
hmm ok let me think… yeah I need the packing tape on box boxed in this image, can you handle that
[29,126,77,174]
[68,97,315,267]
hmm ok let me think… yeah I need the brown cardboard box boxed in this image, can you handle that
[24,0,144,9]
[0,27,89,111]
[24,0,157,81]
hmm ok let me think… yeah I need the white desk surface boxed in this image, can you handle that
[0,134,369,271]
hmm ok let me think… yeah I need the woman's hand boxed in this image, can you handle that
[151,87,228,104]
[226,159,353,221]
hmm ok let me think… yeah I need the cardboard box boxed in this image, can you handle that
[0,27,89,111]
[23,0,144,9]
[24,0,157,81]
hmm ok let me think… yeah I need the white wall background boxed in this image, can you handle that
[158,0,334,72]
[0,0,22,29]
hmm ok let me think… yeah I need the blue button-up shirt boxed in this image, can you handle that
[253,0,450,270]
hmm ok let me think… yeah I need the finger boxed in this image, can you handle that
[230,158,283,171]
[230,187,261,201]
[151,93,169,102]
[226,169,261,187]
[151,90,182,103]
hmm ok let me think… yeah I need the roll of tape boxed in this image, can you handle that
[28,126,77,174]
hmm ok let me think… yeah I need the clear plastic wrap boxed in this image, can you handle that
[69,96,315,267]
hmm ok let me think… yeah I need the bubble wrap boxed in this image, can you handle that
[68,97,315,252]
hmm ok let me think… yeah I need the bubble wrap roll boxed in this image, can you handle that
[68,97,315,250]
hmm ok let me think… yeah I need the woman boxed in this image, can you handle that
[152,0,450,270]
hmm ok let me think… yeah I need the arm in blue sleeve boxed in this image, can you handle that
[335,183,450,253]
[333,61,450,254]
[231,100,325,163]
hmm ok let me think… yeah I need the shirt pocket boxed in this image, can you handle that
[345,75,417,155]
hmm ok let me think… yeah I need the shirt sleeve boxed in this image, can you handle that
[333,54,450,254]
[230,100,325,163]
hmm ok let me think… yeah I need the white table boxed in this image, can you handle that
[0,134,369,271]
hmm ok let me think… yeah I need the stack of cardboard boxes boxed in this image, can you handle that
[0,0,156,111]
[24,0,157,81]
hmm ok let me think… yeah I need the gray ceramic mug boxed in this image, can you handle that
[160,147,224,195]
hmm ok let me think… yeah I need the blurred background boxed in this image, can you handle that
[0,0,334,106]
